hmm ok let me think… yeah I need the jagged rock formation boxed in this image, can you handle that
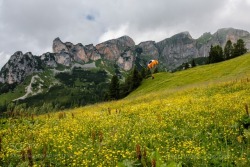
[51,36,136,70]
[0,52,43,84]
[0,28,250,84]
[96,36,135,70]
[40,52,57,68]
[139,28,250,70]
[156,32,199,69]
[138,41,159,60]
[53,38,99,65]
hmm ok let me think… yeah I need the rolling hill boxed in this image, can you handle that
[130,53,250,98]
[0,53,250,166]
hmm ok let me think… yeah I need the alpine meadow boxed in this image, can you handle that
[1,53,250,166]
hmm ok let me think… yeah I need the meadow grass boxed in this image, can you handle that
[0,54,250,166]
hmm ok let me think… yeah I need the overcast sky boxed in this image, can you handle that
[1,0,250,68]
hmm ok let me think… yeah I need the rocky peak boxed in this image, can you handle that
[171,31,193,40]
[41,52,57,68]
[95,36,136,70]
[52,38,102,65]
[156,31,198,70]
[53,37,68,53]
[85,44,95,50]
[138,41,159,60]
[213,28,250,46]
[216,27,249,35]
[9,51,23,61]
[0,52,43,84]
[65,42,74,50]
[51,36,136,69]
[116,35,135,47]
[96,35,135,60]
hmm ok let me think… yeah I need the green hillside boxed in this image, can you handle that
[130,53,250,98]
[0,54,250,166]
[0,67,110,112]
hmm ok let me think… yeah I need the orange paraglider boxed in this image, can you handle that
[147,60,159,79]
[147,60,158,69]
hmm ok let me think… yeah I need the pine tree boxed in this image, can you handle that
[208,45,223,63]
[140,67,146,79]
[232,39,247,58]
[119,74,133,98]
[191,59,196,67]
[109,75,120,100]
[224,40,233,60]
[184,62,189,69]
[120,67,143,97]
[131,67,142,90]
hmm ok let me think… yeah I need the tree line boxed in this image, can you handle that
[208,39,247,64]
[108,66,157,100]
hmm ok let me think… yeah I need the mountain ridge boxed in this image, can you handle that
[0,27,249,85]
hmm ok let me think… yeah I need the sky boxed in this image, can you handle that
[0,0,250,68]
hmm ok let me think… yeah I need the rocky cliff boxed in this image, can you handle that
[53,37,104,66]
[155,28,250,70]
[0,35,137,84]
[0,28,250,84]
[0,51,43,84]
[155,31,199,69]
[52,35,135,69]
[95,36,136,70]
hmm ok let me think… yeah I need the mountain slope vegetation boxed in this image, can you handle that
[0,53,250,166]
[130,53,250,98]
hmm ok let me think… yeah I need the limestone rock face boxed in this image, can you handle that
[96,36,135,60]
[138,41,159,60]
[196,28,250,58]
[40,52,57,68]
[85,44,101,61]
[156,32,199,69]
[54,52,72,67]
[96,36,136,70]
[53,37,68,53]
[51,35,136,70]
[117,50,135,71]
[0,51,43,84]
[212,28,250,46]
[155,28,250,70]
[52,38,102,65]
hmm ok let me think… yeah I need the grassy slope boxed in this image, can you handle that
[130,53,250,98]
[1,54,250,166]
[0,69,57,106]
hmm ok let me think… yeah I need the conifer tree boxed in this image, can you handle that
[208,45,223,63]
[140,67,146,79]
[232,39,247,58]
[123,75,133,96]
[191,59,196,67]
[224,40,233,60]
[109,75,120,100]
[131,67,142,90]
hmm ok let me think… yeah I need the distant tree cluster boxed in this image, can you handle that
[0,82,17,94]
[208,39,247,64]
[108,66,156,100]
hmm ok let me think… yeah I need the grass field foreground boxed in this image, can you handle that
[0,54,250,166]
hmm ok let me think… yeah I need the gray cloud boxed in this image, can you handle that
[1,0,250,68]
